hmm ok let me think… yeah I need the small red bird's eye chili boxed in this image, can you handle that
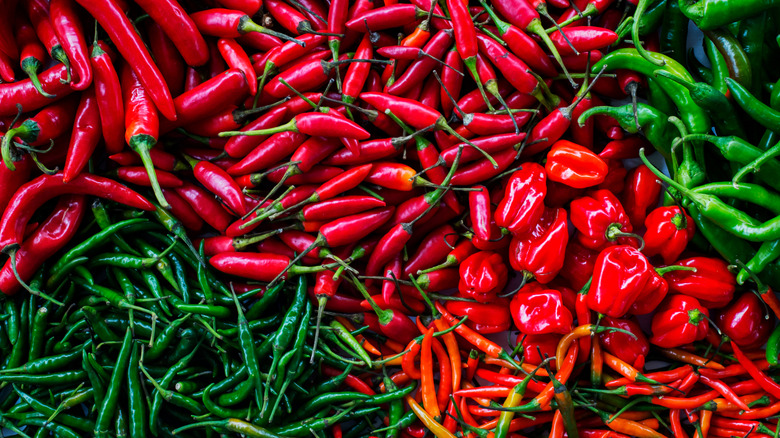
[218,39,257,96]
[75,0,177,120]
[133,0,209,67]
[174,182,234,233]
[650,295,709,348]
[546,140,609,189]
[587,245,653,318]
[50,0,91,90]
[510,285,574,335]
[90,41,125,155]
[221,112,370,140]
[665,257,736,309]
[63,88,102,183]
[189,159,248,216]
[145,28,184,98]
[509,207,569,284]
[643,206,696,265]
[494,163,547,235]
[161,189,203,232]
[458,251,508,303]
[570,189,634,251]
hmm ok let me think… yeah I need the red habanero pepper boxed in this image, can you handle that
[25,0,69,72]
[63,88,101,183]
[75,0,177,120]
[546,141,608,189]
[147,22,186,97]
[115,166,183,188]
[622,164,663,229]
[91,41,125,154]
[716,293,773,349]
[446,298,512,334]
[50,0,91,90]
[629,268,668,316]
[174,182,234,233]
[511,285,574,334]
[0,195,86,296]
[587,245,654,318]
[596,159,628,195]
[134,0,209,67]
[570,189,634,251]
[121,64,170,210]
[218,39,257,95]
[598,317,650,369]
[521,333,561,367]
[15,13,49,97]
[665,257,736,309]
[458,251,508,303]
[494,163,547,235]
[509,207,569,284]
[650,295,709,349]
[643,207,695,265]
[561,240,598,291]
[0,173,153,250]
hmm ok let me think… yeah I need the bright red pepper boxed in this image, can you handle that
[134,0,209,67]
[570,189,633,251]
[458,251,508,303]
[629,269,668,316]
[716,292,773,350]
[622,164,663,230]
[63,88,101,183]
[643,206,696,265]
[587,245,653,318]
[650,295,709,349]
[494,163,546,235]
[510,285,574,335]
[445,299,512,334]
[545,140,608,189]
[509,207,569,284]
[521,333,561,367]
[665,257,736,309]
[598,317,649,369]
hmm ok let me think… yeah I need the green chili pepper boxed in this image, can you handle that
[766,323,780,366]
[679,0,780,31]
[12,385,96,432]
[1,340,89,374]
[578,103,676,159]
[20,417,81,438]
[659,0,687,65]
[728,77,780,133]
[148,344,201,435]
[94,328,133,438]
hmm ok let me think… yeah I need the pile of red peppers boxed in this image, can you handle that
[2,0,780,436]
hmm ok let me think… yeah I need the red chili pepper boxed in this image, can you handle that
[716,292,773,349]
[643,206,695,265]
[0,195,86,296]
[144,25,184,97]
[346,5,430,31]
[480,19,556,78]
[441,133,525,166]
[50,0,91,90]
[521,333,561,367]
[598,317,650,369]
[545,140,608,189]
[115,166,183,188]
[599,136,648,160]
[161,189,203,232]
[511,284,574,334]
[587,245,653,318]
[228,131,308,176]
[218,38,256,95]
[324,138,401,166]
[570,189,633,250]
[665,257,736,309]
[76,0,177,120]
[224,111,370,141]
[260,50,336,99]
[387,29,454,97]
[191,8,298,47]
[650,295,709,348]
[63,89,102,183]
[494,163,547,235]
[174,182,234,233]
[550,27,618,56]
[190,159,247,216]
[224,107,289,158]
[399,269,459,296]
[509,207,569,284]
[25,0,69,72]
[476,34,538,96]
[596,159,628,196]
[445,299,512,334]
[0,173,153,250]
[458,251,508,303]
[90,41,125,154]
[15,13,49,97]
[622,164,663,229]
[134,0,209,67]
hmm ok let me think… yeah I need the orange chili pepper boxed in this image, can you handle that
[420,326,440,418]
[550,410,565,438]
[434,318,463,396]
[402,338,422,380]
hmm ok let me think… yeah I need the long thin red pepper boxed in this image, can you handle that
[63,88,101,183]
[90,41,125,154]
[50,0,91,90]
[134,0,209,67]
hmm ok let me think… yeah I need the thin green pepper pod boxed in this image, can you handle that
[660,0,687,65]
[578,103,676,159]
[94,328,134,438]
[12,385,96,433]
[767,323,780,366]
[678,0,780,31]
[738,239,780,284]
[704,29,753,91]
[727,77,780,133]
[127,343,146,438]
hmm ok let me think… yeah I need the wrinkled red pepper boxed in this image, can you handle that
[510,284,574,335]
[587,245,653,318]
[643,206,695,265]
[493,162,546,235]
[509,207,569,284]
[458,251,508,303]
[650,295,709,348]
[665,257,736,309]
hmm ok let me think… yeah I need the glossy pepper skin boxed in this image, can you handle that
[598,317,650,368]
[629,269,668,315]
[445,298,512,334]
[623,164,662,229]
[510,284,574,335]
[458,251,508,303]
[545,140,608,189]
[494,162,546,235]
[587,245,653,317]
[521,333,561,367]
[716,293,773,350]
[643,206,695,265]
[509,207,569,284]
[560,240,598,291]
[650,295,709,348]
[570,189,633,251]
[665,257,736,308]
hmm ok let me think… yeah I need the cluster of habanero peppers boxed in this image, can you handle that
[2,0,780,436]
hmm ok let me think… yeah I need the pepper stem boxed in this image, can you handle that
[463,56,495,111]
[348,273,394,325]
[527,19,577,88]
[21,59,54,98]
[129,135,170,210]
[239,17,306,47]
[218,118,296,137]
[632,0,665,67]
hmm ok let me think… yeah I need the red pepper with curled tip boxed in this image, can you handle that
[587,245,653,318]
[643,206,695,265]
[716,292,773,350]
[570,189,633,251]
[509,207,569,284]
[510,284,574,335]
[665,257,735,309]
[650,295,709,348]
[545,140,608,189]
[458,251,508,303]
[598,317,649,368]
[494,163,546,235]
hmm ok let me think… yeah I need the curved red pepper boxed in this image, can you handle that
[598,317,649,368]
[650,295,709,348]
[175,182,234,233]
[458,251,508,303]
[403,225,458,277]
[716,292,773,350]
[587,245,653,318]
[570,189,633,250]
[509,207,569,284]
[643,206,696,265]
[63,89,101,183]
[135,0,209,67]
[665,257,736,309]
[545,140,608,189]
[511,285,574,335]
[622,164,663,229]
[50,0,92,90]
[494,163,546,235]
[194,160,247,216]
